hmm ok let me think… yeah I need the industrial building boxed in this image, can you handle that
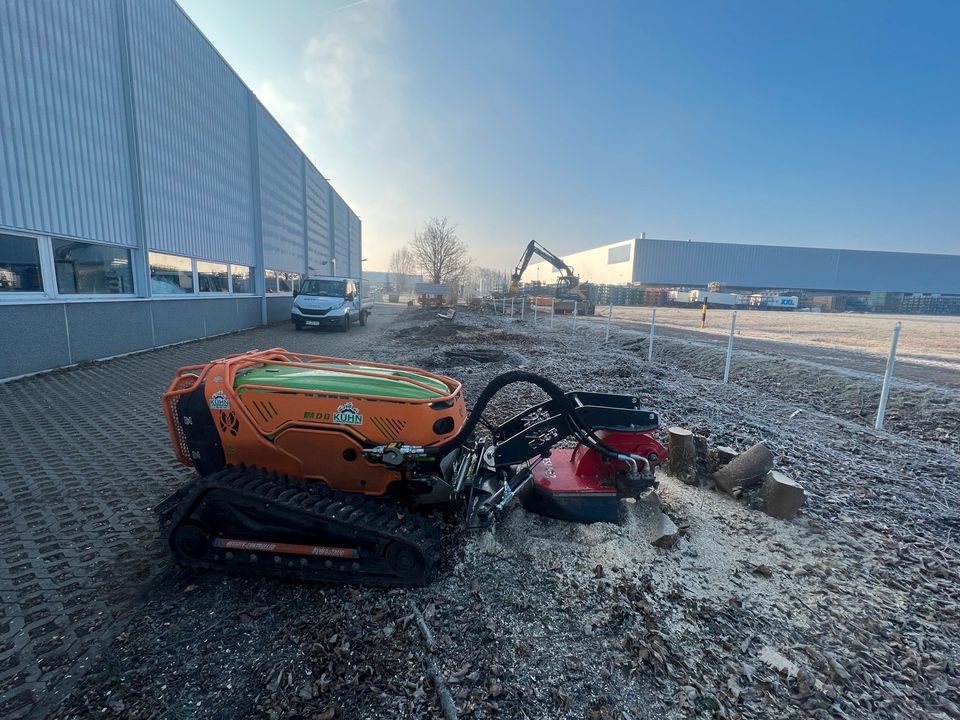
[0,0,361,379]
[532,237,960,313]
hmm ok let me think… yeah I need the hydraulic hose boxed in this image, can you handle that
[430,371,648,473]
[430,370,568,457]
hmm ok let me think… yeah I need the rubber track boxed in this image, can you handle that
[159,465,439,586]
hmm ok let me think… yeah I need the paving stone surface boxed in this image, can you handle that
[0,305,399,719]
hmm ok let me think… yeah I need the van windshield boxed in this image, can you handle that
[300,279,346,297]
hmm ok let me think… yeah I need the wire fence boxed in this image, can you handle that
[485,296,904,431]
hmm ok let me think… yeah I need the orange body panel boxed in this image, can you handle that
[162,348,465,495]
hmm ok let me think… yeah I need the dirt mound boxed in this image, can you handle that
[440,347,504,364]
[393,322,471,341]
[421,345,528,369]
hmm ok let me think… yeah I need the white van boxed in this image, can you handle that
[290,276,369,332]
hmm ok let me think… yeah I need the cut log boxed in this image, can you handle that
[713,442,774,494]
[707,445,739,475]
[667,427,697,485]
[715,446,738,464]
[762,471,807,519]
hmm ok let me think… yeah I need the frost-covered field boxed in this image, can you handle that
[605,306,960,360]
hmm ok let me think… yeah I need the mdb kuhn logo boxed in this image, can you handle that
[333,402,363,425]
[209,390,230,410]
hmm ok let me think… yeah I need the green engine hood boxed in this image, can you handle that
[235,362,452,400]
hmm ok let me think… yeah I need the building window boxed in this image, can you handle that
[231,265,252,294]
[53,239,134,295]
[265,269,278,293]
[150,251,194,294]
[278,271,300,294]
[0,233,42,292]
[197,260,229,293]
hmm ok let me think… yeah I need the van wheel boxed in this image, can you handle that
[340,314,349,332]
[359,310,366,326]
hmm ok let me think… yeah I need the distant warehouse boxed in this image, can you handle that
[0,0,361,379]
[532,237,960,314]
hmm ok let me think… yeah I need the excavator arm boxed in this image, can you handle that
[508,240,576,294]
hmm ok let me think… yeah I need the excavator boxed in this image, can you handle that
[507,240,595,315]
[158,348,666,585]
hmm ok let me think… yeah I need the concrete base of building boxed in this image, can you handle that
[0,297,267,379]
[266,295,295,324]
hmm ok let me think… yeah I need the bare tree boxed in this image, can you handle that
[410,217,471,285]
[388,245,417,292]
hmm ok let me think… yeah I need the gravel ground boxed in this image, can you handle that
[21,305,960,719]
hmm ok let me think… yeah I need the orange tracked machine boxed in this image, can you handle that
[159,348,665,585]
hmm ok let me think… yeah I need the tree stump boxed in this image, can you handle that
[667,427,698,485]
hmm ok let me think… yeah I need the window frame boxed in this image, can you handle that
[195,259,231,295]
[264,270,305,297]
[0,227,263,303]
[148,250,196,298]
[51,237,136,298]
[0,230,139,302]
[149,252,258,299]
[276,270,299,296]
[264,269,279,294]
[0,230,47,299]
[230,264,255,296]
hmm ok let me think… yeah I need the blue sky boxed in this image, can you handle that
[178,0,959,271]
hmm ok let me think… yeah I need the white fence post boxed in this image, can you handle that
[875,322,902,431]
[605,303,613,342]
[511,297,515,316]
[533,301,538,325]
[723,311,737,383]
[521,297,525,321]
[550,298,555,329]
[573,301,578,332]
[648,307,656,363]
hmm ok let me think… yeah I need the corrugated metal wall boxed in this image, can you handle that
[124,0,256,265]
[834,249,958,294]
[256,105,306,272]
[348,211,362,278]
[632,239,960,294]
[332,190,350,274]
[0,0,360,283]
[304,163,332,274]
[0,0,136,245]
